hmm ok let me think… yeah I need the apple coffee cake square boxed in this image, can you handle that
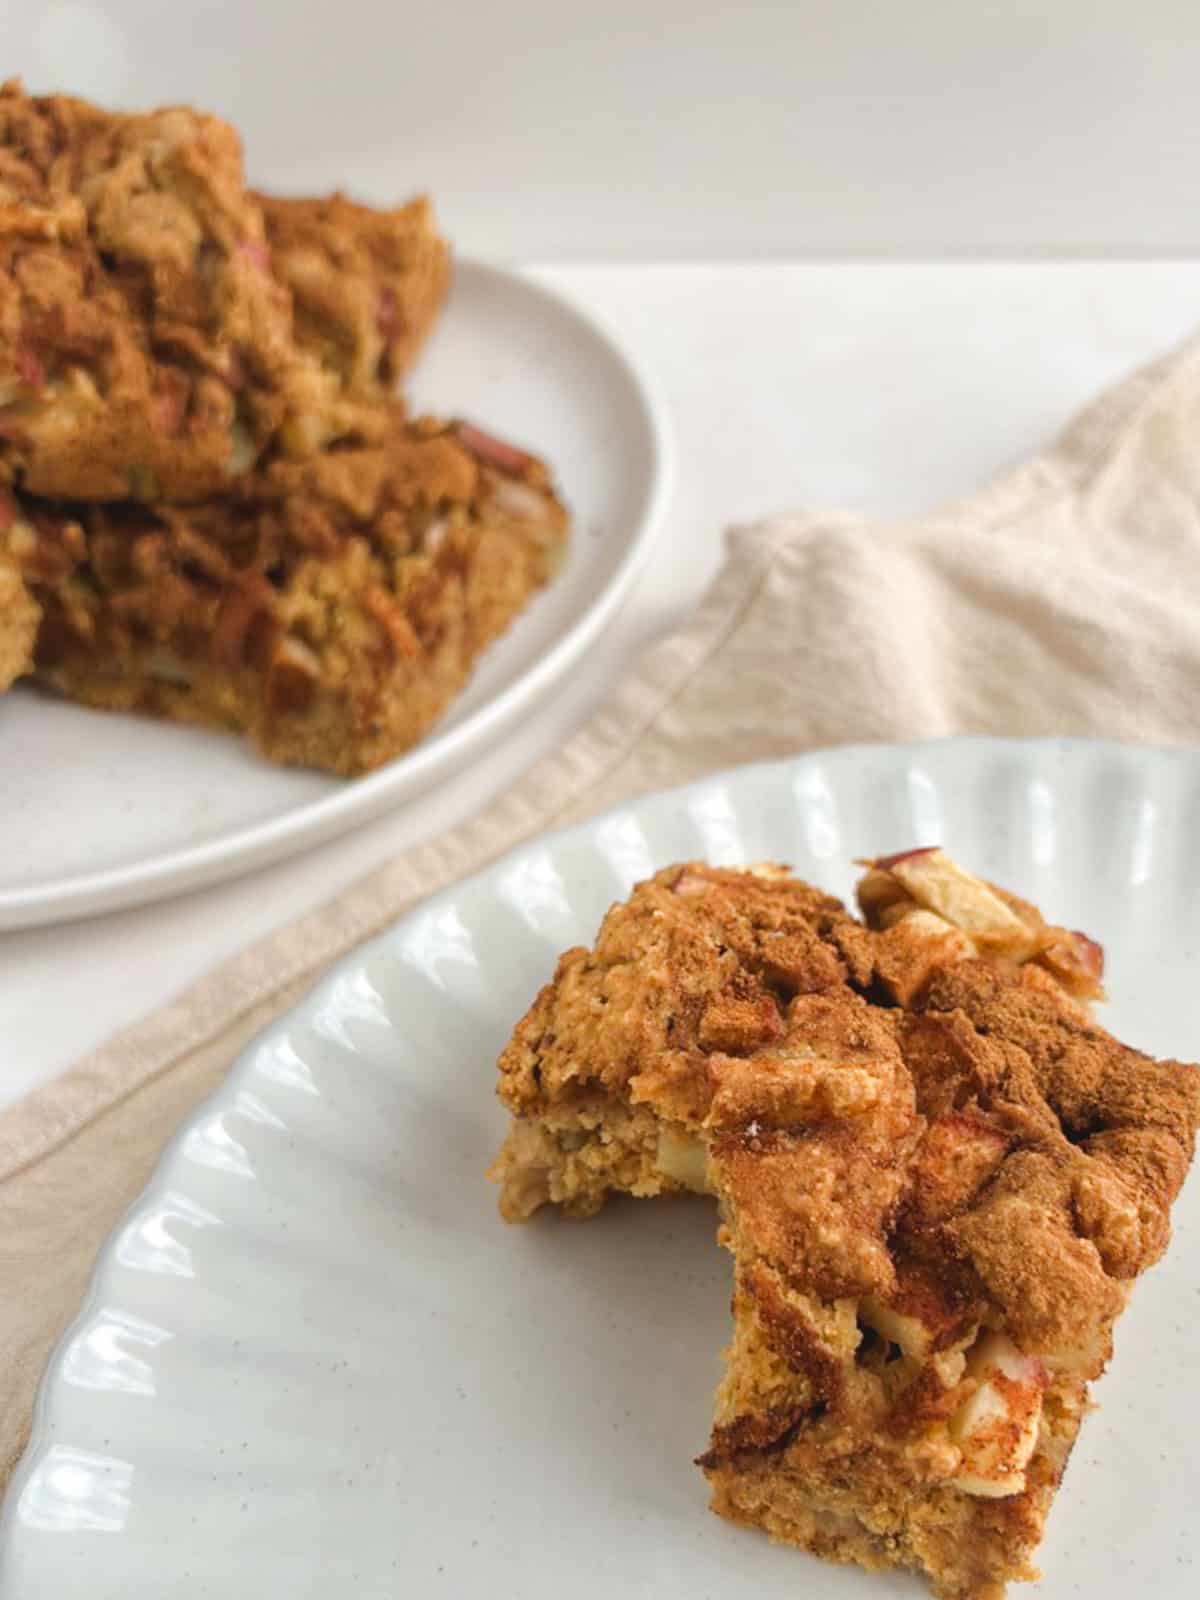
[491,849,1199,1597]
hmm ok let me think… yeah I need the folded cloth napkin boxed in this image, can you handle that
[4,336,1200,1487]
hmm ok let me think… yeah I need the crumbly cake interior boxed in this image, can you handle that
[491,849,1200,1598]
[10,416,566,775]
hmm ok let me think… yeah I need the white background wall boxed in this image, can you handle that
[2,0,1198,260]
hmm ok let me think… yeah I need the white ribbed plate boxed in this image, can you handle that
[3,738,1198,1598]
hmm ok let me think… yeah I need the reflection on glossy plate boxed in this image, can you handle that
[2,739,1197,1598]
[0,259,670,930]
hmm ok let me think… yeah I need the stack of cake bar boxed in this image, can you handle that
[0,82,568,773]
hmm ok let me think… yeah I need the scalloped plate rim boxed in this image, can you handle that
[5,734,1198,1596]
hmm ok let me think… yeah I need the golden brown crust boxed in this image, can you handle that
[259,191,449,393]
[491,853,1200,1597]
[494,857,1198,1308]
[10,414,567,773]
[0,80,302,499]
[903,961,1197,1356]
[496,862,857,1117]
[0,82,448,502]
[710,990,920,1304]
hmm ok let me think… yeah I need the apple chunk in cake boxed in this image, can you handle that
[490,850,1200,1598]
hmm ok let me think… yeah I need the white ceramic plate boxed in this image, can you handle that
[0,260,670,930]
[3,738,1197,1599]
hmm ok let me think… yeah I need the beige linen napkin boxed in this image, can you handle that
[5,336,1200,1487]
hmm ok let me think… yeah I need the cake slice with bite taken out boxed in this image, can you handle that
[491,848,1199,1597]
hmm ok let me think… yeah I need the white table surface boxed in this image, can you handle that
[4,261,1198,1110]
